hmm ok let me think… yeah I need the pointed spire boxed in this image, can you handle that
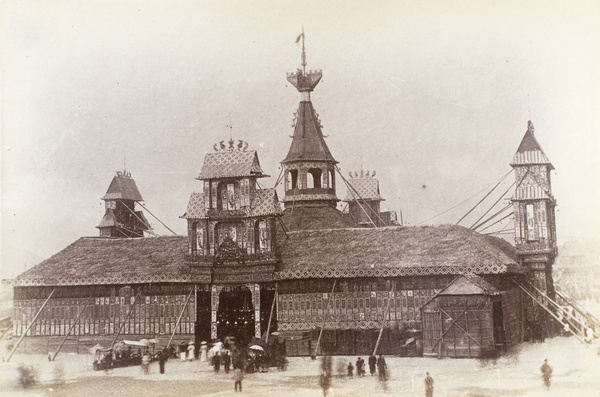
[511,120,553,169]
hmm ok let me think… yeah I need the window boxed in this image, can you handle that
[308,168,322,188]
[525,203,536,241]
[288,169,298,190]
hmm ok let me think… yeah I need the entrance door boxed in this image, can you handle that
[217,286,255,345]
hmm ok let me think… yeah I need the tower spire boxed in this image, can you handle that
[301,26,306,74]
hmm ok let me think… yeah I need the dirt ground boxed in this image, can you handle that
[1,337,598,397]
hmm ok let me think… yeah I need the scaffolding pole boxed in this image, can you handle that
[51,300,91,361]
[111,290,142,350]
[265,284,278,344]
[372,284,395,356]
[167,288,195,349]
[7,288,56,362]
[313,279,337,357]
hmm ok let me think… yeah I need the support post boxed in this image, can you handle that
[265,284,278,344]
[7,288,56,362]
[111,290,141,350]
[167,288,194,349]
[52,299,91,361]
[314,279,337,357]
[372,283,395,356]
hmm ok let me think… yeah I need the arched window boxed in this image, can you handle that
[288,169,299,190]
[308,168,322,189]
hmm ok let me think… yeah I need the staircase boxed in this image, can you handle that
[513,279,599,345]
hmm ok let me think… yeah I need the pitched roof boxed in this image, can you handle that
[277,225,522,279]
[101,174,144,201]
[182,192,206,219]
[343,176,383,201]
[282,101,337,164]
[250,188,281,217]
[8,236,200,286]
[198,150,267,180]
[97,209,118,228]
[7,226,522,287]
[511,121,554,169]
[438,274,500,296]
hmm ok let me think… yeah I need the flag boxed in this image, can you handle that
[295,32,304,44]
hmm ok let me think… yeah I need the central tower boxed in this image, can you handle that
[281,33,338,209]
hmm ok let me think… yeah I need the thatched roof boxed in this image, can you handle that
[6,225,522,287]
[8,236,199,286]
[277,225,522,279]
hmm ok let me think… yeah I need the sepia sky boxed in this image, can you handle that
[1,0,599,278]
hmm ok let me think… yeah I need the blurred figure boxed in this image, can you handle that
[540,358,552,390]
[356,357,365,377]
[377,355,387,381]
[200,341,208,362]
[425,372,434,397]
[233,367,243,392]
[368,355,377,376]
[347,361,354,378]
[142,352,150,375]
[158,350,166,374]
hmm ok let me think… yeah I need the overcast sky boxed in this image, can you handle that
[1,0,599,278]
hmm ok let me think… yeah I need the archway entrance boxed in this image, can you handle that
[217,286,255,345]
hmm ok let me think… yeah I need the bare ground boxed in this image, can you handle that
[1,337,598,397]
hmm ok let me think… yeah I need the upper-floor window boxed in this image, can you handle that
[525,203,536,241]
[308,168,322,188]
[287,169,298,190]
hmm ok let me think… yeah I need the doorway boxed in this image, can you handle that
[217,286,255,345]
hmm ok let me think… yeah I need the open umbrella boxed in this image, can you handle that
[249,345,264,351]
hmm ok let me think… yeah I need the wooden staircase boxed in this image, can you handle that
[513,279,599,344]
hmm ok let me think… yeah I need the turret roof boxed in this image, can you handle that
[282,101,336,164]
[101,172,144,201]
[511,121,554,169]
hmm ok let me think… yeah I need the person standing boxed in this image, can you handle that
[425,372,434,397]
[180,343,187,362]
[213,351,221,373]
[233,367,243,392]
[368,355,377,376]
[142,352,151,375]
[158,350,166,374]
[356,357,364,377]
[347,361,354,378]
[223,350,231,374]
[187,342,195,361]
[540,359,553,390]
[377,355,387,381]
[200,341,208,362]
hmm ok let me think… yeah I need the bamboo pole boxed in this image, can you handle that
[265,284,278,343]
[52,300,91,361]
[313,279,337,357]
[7,288,56,362]
[372,284,395,356]
[167,288,194,349]
[111,290,141,350]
